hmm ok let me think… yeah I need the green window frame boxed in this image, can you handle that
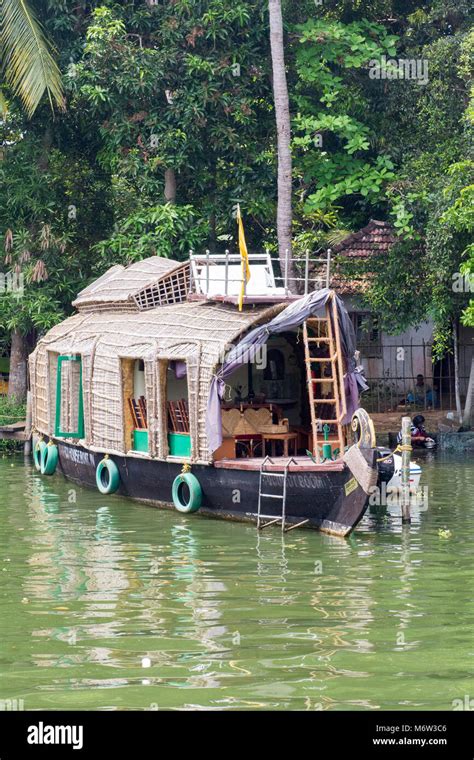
[55,355,84,438]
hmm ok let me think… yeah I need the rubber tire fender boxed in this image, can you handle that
[41,442,59,475]
[172,472,202,513]
[33,437,46,472]
[96,457,120,495]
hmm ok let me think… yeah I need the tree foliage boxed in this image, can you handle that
[0,0,473,383]
[294,19,397,217]
[343,5,473,351]
[0,0,64,117]
[68,2,275,245]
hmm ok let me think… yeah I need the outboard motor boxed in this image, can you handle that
[376,447,395,485]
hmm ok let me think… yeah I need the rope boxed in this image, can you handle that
[222,383,233,402]
[376,443,412,462]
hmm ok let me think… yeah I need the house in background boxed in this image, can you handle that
[321,220,474,415]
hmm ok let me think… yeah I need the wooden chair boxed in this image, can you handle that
[168,399,190,433]
[128,397,147,429]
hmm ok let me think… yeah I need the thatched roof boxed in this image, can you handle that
[38,300,282,358]
[73,256,188,312]
[30,300,285,461]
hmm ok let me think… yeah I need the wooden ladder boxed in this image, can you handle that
[303,295,347,463]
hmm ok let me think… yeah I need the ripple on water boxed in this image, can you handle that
[0,453,473,710]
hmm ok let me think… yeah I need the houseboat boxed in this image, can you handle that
[29,251,382,536]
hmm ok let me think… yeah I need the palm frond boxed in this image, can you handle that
[0,90,8,115]
[326,229,351,247]
[0,0,64,118]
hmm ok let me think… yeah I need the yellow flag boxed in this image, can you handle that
[237,204,251,311]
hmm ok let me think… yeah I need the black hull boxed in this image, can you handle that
[49,441,377,536]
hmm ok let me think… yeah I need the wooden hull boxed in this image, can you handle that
[50,441,377,537]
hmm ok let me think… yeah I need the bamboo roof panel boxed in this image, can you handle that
[72,256,185,310]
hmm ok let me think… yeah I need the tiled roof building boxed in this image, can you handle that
[311,220,397,295]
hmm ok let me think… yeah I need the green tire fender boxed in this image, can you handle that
[41,442,59,475]
[172,472,202,513]
[96,457,120,495]
[33,437,46,472]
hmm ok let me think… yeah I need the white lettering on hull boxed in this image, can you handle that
[60,445,95,467]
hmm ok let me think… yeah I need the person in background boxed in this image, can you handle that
[406,374,437,408]
[397,414,436,447]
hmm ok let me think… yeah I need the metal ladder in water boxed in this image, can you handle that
[257,456,308,532]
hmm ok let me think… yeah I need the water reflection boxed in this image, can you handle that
[0,454,473,710]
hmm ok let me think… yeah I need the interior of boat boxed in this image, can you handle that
[121,253,349,469]
[124,329,346,468]
[212,329,339,459]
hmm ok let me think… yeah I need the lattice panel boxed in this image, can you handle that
[133,264,190,310]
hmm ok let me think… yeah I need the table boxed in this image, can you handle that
[262,432,298,458]
[235,434,262,458]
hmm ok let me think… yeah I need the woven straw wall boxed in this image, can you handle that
[30,301,284,462]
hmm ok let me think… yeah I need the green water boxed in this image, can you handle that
[0,453,473,711]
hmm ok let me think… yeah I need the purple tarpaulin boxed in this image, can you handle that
[170,360,187,379]
[206,289,368,453]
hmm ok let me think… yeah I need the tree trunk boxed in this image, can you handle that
[209,211,217,251]
[268,0,296,293]
[38,124,53,172]
[7,127,51,405]
[463,356,474,426]
[453,319,462,423]
[164,168,176,203]
[8,329,28,403]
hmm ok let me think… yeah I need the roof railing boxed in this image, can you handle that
[189,248,331,300]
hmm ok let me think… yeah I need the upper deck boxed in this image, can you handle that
[187,250,331,305]
[72,250,332,313]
